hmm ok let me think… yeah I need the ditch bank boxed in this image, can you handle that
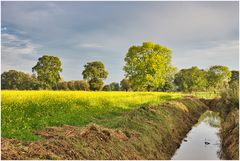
[1,97,209,160]
[204,99,239,160]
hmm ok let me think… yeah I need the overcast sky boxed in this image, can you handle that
[1,1,239,83]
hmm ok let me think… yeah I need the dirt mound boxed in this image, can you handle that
[34,124,129,141]
[2,124,142,160]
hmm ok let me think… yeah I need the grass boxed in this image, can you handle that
[189,92,219,99]
[2,90,183,140]
[221,108,239,160]
[2,96,209,160]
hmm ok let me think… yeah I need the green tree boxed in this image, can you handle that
[157,66,177,91]
[109,82,120,91]
[158,80,176,92]
[206,65,231,93]
[103,84,111,91]
[221,80,239,108]
[1,70,41,90]
[82,61,108,91]
[89,78,104,91]
[67,81,75,90]
[120,78,131,91]
[32,55,62,89]
[123,42,175,91]
[174,67,207,92]
[57,81,69,90]
[74,80,89,91]
[102,82,120,91]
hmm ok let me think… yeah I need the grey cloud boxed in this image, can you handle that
[1,33,41,73]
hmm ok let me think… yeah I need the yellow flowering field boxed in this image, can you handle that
[1,90,182,140]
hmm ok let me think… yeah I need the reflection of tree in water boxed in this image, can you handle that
[194,111,221,128]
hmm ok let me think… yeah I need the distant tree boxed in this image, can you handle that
[157,66,177,91]
[123,42,176,91]
[67,81,75,90]
[206,65,231,93]
[120,78,131,91]
[56,80,89,91]
[102,82,120,91]
[174,67,207,92]
[102,84,111,91]
[74,80,89,91]
[158,81,176,92]
[57,81,69,90]
[32,55,62,89]
[1,70,41,90]
[82,61,108,91]
[221,80,239,108]
[109,82,120,91]
[89,78,104,91]
[29,74,42,90]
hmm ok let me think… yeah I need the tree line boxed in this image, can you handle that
[1,42,239,93]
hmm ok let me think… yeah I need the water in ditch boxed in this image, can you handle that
[172,110,221,160]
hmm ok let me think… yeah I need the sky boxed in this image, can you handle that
[1,1,239,83]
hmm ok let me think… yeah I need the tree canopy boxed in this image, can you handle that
[82,61,108,91]
[56,80,89,91]
[206,65,231,93]
[120,78,131,91]
[1,70,40,90]
[103,82,120,91]
[174,67,207,92]
[123,42,175,91]
[32,55,62,89]
[1,48,236,93]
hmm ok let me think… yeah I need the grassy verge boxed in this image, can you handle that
[1,97,208,160]
[1,90,182,140]
[185,92,219,99]
[220,108,239,160]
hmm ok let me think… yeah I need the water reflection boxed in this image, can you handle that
[171,110,221,160]
[195,111,221,128]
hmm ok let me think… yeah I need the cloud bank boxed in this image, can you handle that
[1,1,239,83]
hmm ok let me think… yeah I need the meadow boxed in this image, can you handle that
[2,90,183,140]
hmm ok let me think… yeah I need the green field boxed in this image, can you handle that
[2,90,184,140]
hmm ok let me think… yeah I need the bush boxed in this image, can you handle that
[57,80,90,91]
[67,81,75,90]
[74,80,89,91]
[103,85,111,91]
[57,81,69,90]
[1,70,41,90]
[221,80,239,108]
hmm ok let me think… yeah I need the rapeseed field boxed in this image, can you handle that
[2,90,182,140]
